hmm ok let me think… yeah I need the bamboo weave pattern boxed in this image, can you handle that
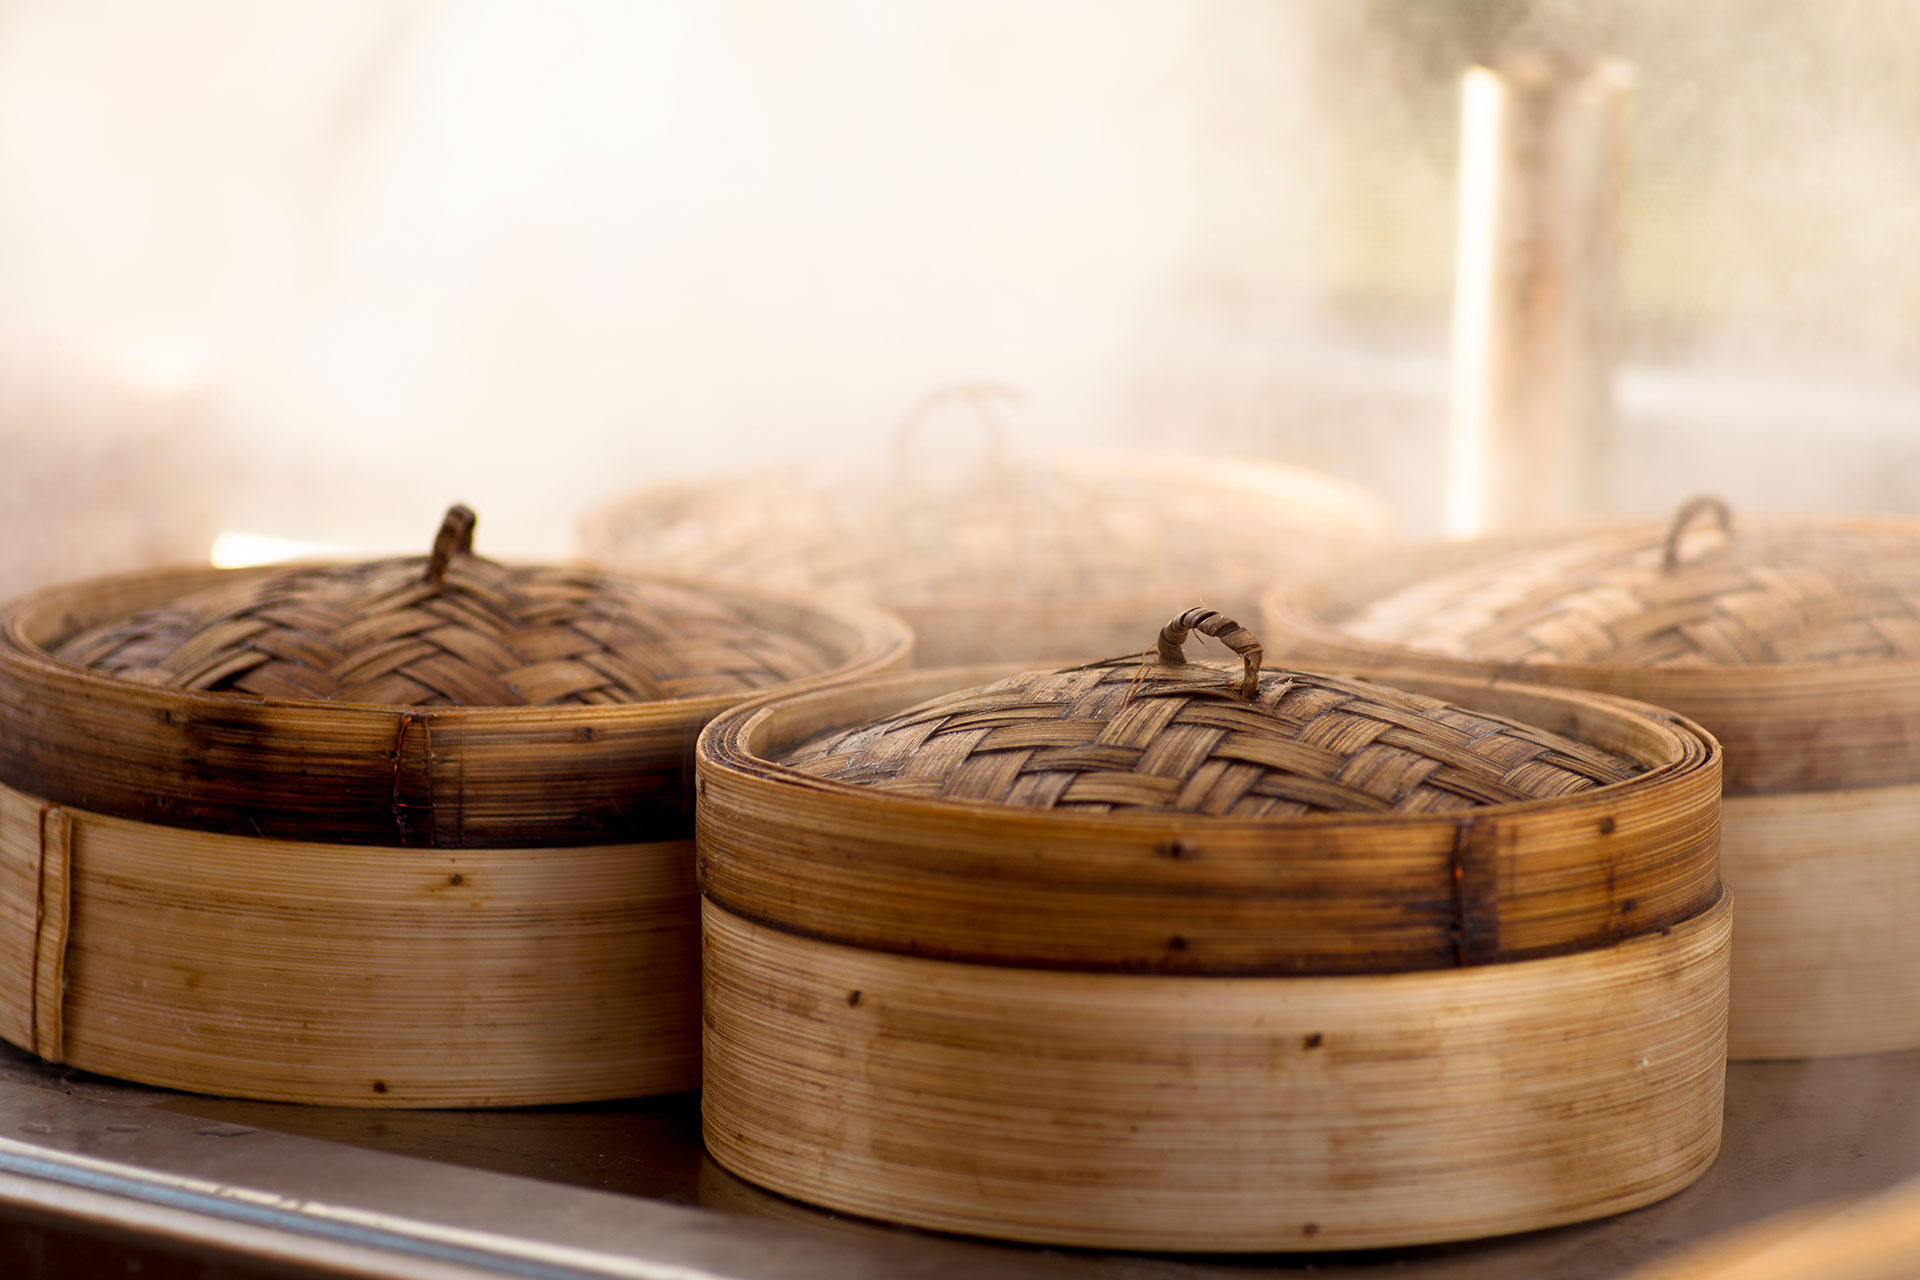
[588,457,1386,606]
[1344,525,1920,667]
[52,556,838,706]
[782,660,1639,816]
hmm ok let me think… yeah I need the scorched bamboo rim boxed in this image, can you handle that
[0,507,912,848]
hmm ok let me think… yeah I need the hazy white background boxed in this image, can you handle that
[0,0,1916,575]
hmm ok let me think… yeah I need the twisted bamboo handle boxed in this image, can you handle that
[1155,607,1262,700]
[425,504,477,584]
[1661,496,1733,573]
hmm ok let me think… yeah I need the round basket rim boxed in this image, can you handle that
[1263,509,1920,687]
[697,659,1720,835]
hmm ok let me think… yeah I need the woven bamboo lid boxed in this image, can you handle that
[52,504,838,705]
[1344,497,1920,667]
[596,454,1376,605]
[1265,498,1920,794]
[578,386,1396,665]
[782,608,1640,817]
[697,608,1722,974]
[0,505,911,848]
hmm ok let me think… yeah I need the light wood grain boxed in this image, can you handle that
[702,890,1731,1251]
[696,664,1721,974]
[1722,783,1920,1059]
[0,791,38,1054]
[0,778,701,1106]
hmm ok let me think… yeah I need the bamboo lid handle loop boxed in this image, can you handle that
[890,382,1025,481]
[1155,607,1262,700]
[1661,496,1733,573]
[424,504,478,585]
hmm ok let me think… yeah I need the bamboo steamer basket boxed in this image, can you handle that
[577,385,1395,666]
[1262,497,1920,1060]
[0,505,911,1106]
[696,608,1729,1251]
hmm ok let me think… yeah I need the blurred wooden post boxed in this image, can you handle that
[1445,54,1634,536]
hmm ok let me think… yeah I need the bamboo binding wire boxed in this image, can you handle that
[695,609,1729,1248]
[1261,500,1920,1059]
[578,387,1396,666]
[0,505,912,1106]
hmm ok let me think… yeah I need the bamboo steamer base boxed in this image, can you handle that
[1723,783,1920,1060]
[0,779,698,1107]
[701,893,1732,1252]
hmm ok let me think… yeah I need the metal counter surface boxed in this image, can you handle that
[0,1040,1914,1279]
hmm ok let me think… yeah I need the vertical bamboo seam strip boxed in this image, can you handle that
[30,804,69,1061]
[701,891,1731,1252]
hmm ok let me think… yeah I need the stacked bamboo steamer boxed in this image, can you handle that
[0,505,910,1106]
[1263,497,1920,1060]
[696,608,1730,1251]
[578,385,1395,666]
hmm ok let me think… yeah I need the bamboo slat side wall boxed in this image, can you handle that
[1261,524,1920,795]
[701,892,1732,1251]
[0,565,911,848]
[1721,783,1920,1059]
[0,793,41,1052]
[696,666,1721,974]
[0,780,700,1106]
